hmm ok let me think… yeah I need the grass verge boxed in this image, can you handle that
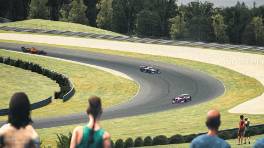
[0,49,138,120]
[146,134,264,148]
[0,63,58,109]
[6,41,261,146]
[0,19,123,36]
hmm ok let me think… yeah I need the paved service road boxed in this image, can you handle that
[0,42,224,128]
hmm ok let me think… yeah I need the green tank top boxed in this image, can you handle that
[77,126,105,148]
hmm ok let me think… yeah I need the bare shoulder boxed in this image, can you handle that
[73,126,83,133]
[26,125,39,139]
[103,131,111,139]
[0,124,13,134]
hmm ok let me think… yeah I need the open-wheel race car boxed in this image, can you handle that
[21,46,47,55]
[172,94,192,104]
[139,65,161,74]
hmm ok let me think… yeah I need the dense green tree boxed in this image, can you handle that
[184,1,215,41]
[30,0,49,19]
[136,10,160,37]
[242,16,264,45]
[0,0,31,20]
[83,0,98,27]
[147,0,178,36]
[212,13,228,43]
[169,14,187,39]
[112,0,142,34]
[223,2,251,44]
[46,0,63,21]
[96,0,112,30]
[68,0,88,24]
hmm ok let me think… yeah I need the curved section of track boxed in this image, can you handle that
[0,42,224,129]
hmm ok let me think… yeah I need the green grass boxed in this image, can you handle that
[0,19,123,36]
[0,49,138,120]
[145,134,264,148]
[9,42,262,147]
[0,63,58,109]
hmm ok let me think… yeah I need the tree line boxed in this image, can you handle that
[0,0,264,46]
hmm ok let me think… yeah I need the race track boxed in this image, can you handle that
[0,42,224,128]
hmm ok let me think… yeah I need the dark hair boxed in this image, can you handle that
[8,92,32,129]
[240,115,244,120]
[206,115,221,130]
[86,96,102,144]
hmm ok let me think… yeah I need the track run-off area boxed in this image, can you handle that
[0,33,263,128]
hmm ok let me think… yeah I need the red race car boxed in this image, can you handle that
[21,46,47,55]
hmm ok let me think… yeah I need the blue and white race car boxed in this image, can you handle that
[172,94,192,104]
[140,65,160,74]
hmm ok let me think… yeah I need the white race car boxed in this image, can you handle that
[140,65,160,74]
[172,94,192,104]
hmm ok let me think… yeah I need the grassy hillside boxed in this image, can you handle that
[0,49,138,120]
[0,63,58,109]
[0,19,123,36]
[16,42,262,146]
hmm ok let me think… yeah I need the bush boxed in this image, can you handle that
[170,134,184,144]
[0,57,3,63]
[111,140,115,148]
[134,137,144,147]
[183,134,197,143]
[143,136,152,146]
[124,138,134,148]
[153,135,169,145]
[56,132,72,148]
[115,139,124,148]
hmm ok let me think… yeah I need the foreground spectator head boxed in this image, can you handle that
[240,115,244,120]
[0,92,39,148]
[70,96,111,148]
[8,92,32,129]
[206,109,221,131]
[190,109,230,148]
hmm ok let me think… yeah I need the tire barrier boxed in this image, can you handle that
[0,56,75,115]
[112,124,264,147]
[0,26,263,53]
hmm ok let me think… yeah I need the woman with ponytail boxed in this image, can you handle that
[70,96,111,148]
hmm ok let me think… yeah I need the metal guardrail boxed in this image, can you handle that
[0,26,263,53]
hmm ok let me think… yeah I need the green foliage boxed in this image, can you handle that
[212,13,228,43]
[68,0,88,25]
[136,10,160,37]
[184,1,215,41]
[169,134,184,144]
[115,139,124,148]
[124,137,134,148]
[152,135,169,145]
[143,136,152,146]
[56,132,72,148]
[223,2,251,44]
[134,137,143,147]
[169,15,187,39]
[30,0,49,19]
[97,0,113,30]
[83,0,97,27]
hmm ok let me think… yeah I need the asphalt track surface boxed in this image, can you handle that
[0,42,224,129]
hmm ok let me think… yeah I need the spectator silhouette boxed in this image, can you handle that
[0,92,40,148]
[237,115,245,145]
[244,117,250,144]
[190,109,230,148]
[70,96,111,148]
[254,138,264,148]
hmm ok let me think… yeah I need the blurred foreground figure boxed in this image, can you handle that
[0,92,40,148]
[70,96,111,148]
[190,109,230,148]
